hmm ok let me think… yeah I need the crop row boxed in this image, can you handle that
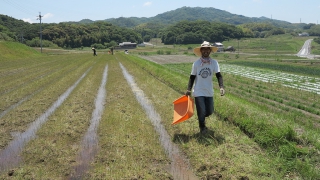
[166,62,320,152]
[164,63,320,115]
[0,61,96,151]
[222,64,320,94]
[0,55,94,121]
[229,78,320,115]
[0,54,183,179]
[225,60,320,77]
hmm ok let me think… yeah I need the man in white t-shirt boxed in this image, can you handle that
[186,41,225,134]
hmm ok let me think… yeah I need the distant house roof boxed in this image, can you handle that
[213,42,223,46]
[119,42,137,48]
[212,42,224,52]
[298,32,309,37]
[119,42,137,46]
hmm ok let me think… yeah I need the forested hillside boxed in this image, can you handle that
[1,6,320,49]
[161,20,244,44]
[0,15,143,49]
[103,7,300,28]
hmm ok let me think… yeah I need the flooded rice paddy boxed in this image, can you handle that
[0,67,91,172]
[70,65,108,179]
[120,63,198,180]
[1,52,319,179]
[0,59,197,179]
[0,51,319,179]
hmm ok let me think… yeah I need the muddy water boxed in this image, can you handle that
[70,65,108,179]
[0,67,92,172]
[120,63,198,180]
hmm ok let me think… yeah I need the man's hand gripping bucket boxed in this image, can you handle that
[172,95,194,125]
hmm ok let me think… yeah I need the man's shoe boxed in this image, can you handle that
[200,127,208,134]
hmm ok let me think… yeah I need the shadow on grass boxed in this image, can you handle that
[173,129,225,146]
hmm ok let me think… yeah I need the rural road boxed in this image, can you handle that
[297,39,319,59]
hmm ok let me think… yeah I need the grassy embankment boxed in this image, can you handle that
[0,41,41,60]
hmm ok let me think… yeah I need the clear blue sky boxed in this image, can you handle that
[1,0,320,24]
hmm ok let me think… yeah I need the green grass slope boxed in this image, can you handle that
[0,41,41,60]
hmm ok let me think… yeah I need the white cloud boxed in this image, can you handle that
[22,18,33,24]
[22,13,53,24]
[252,0,262,2]
[143,2,152,7]
[43,13,54,19]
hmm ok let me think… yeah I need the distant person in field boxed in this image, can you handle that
[185,41,225,134]
[92,47,97,56]
[110,47,114,55]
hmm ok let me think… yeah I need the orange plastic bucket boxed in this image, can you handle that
[172,95,194,125]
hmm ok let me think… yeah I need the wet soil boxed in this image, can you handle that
[120,62,198,180]
[0,68,91,172]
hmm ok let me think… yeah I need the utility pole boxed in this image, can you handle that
[237,39,239,55]
[20,31,24,43]
[37,12,43,53]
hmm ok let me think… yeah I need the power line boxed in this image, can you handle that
[3,0,36,17]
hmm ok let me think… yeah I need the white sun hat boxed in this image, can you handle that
[193,41,218,56]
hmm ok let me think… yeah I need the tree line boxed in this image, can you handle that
[0,15,144,49]
[160,20,244,44]
[1,14,320,49]
[41,22,143,49]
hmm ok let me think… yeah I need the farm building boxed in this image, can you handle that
[118,42,137,49]
[212,42,224,52]
[298,32,309,37]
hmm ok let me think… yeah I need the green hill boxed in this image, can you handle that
[103,6,305,29]
[0,41,41,60]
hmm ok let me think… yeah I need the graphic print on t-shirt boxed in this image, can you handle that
[198,67,212,78]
